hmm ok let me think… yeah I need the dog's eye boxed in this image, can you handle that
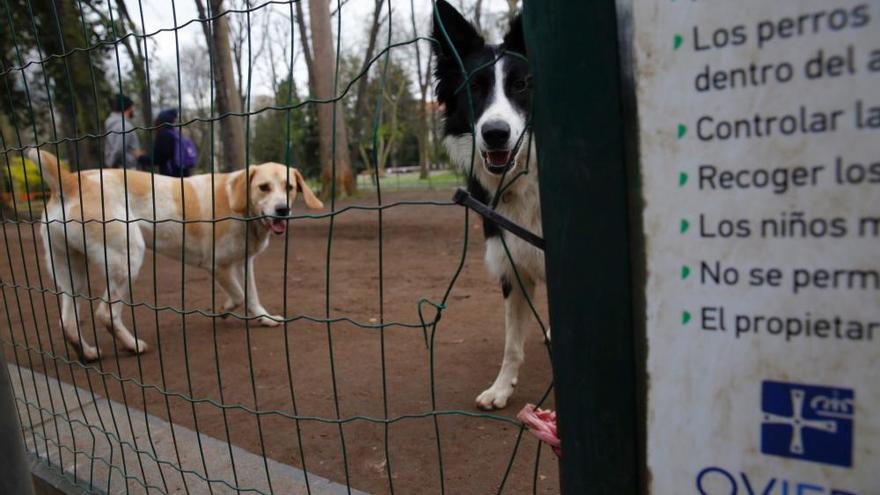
[258,183,271,192]
[286,183,294,192]
[510,77,531,93]
[468,78,481,92]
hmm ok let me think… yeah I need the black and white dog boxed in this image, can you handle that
[433,1,544,410]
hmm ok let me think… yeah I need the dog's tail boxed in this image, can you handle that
[27,149,68,193]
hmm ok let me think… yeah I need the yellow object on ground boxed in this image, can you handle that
[1,155,67,211]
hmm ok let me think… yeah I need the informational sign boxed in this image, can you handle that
[632,1,879,493]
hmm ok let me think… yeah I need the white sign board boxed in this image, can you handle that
[633,1,879,493]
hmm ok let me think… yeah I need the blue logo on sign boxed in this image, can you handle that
[761,380,854,467]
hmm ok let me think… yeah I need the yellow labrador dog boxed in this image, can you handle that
[30,149,323,362]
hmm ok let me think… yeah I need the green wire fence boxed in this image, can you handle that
[0,0,556,493]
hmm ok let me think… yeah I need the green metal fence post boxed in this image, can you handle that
[0,352,35,495]
[522,0,642,493]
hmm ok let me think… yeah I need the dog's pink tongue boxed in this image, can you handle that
[270,219,286,234]
[486,151,511,166]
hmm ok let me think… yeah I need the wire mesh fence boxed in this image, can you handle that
[354,169,461,192]
[0,0,556,493]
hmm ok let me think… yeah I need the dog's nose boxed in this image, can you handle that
[274,205,290,217]
[481,120,511,148]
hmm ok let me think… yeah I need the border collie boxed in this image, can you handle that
[433,0,544,410]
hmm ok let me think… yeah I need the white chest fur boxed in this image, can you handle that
[483,170,545,285]
[444,134,545,285]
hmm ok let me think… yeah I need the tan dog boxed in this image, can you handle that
[30,149,323,362]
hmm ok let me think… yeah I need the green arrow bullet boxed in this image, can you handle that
[682,311,691,324]
[673,34,683,50]
[681,265,690,279]
[680,219,689,233]
[677,124,687,139]
[679,172,688,186]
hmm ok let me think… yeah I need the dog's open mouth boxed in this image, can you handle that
[482,150,513,175]
[264,217,287,235]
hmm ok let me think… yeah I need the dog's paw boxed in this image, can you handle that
[476,385,514,410]
[257,315,282,327]
[220,301,239,317]
[129,339,149,355]
[80,346,102,363]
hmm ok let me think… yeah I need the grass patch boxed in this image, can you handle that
[356,169,463,191]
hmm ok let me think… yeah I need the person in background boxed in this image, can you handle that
[152,109,198,177]
[103,93,144,169]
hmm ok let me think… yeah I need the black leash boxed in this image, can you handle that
[452,188,545,251]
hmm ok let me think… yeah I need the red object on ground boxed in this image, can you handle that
[517,404,561,457]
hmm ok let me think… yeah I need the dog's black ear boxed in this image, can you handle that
[502,14,526,56]
[432,0,484,60]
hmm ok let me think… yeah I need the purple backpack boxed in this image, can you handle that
[165,129,197,173]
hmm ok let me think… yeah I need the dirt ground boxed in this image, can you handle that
[0,189,557,494]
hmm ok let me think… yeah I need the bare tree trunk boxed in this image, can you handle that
[377,79,404,174]
[371,135,387,178]
[308,0,354,198]
[196,0,245,171]
[294,2,315,96]
[228,0,268,110]
[417,63,432,179]
[115,0,152,127]
[357,145,374,182]
[232,25,245,109]
[410,1,431,179]
[352,0,384,137]
[56,0,106,168]
[429,80,440,171]
[263,13,279,94]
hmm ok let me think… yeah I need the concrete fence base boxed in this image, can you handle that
[9,363,366,495]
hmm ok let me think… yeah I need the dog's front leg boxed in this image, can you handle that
[216,265,245,316]
[242,257,281,327]
[476,277,535,410]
